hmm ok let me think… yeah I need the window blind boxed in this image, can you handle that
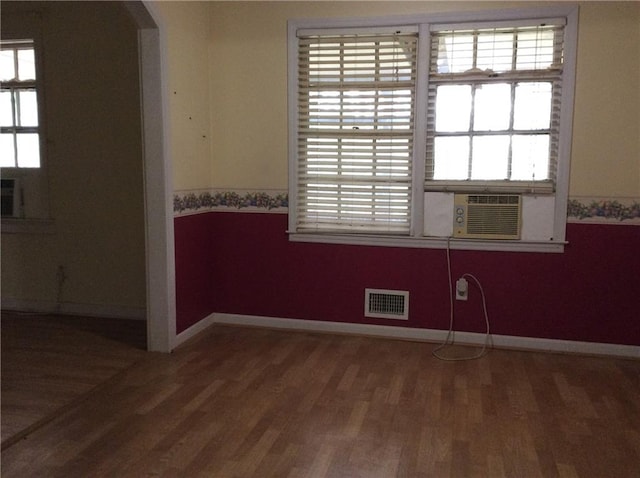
[296,31,418,233]
[425,23,565,193]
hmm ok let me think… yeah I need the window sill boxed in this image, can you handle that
[288,232,566,253]
[1,218,55,234]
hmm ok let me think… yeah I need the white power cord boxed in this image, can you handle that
[432,238,492,361]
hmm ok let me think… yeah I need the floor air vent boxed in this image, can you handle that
[365,289,409,320]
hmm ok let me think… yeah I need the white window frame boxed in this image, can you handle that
[1,28,53,230]
[1,38,42,169]
[425,22,565,193]
[288,5,578,253]
[294,27,419,235]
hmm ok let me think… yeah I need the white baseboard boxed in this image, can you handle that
[1,298,146,321]
[210,313,640,359]
[173,313,217,349]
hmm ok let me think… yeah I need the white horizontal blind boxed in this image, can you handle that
[425,23,565,192]
[296,31,418,233]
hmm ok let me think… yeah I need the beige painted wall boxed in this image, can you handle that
[207,1,513,191]
[154,1,212,192]
[162,1,640,197]
[571,1,640,196]
[1,2,146,311]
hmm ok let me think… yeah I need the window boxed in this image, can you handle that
[289,7,578,252]
[426,23,564,193]
[0,39,41,168]
[1,34,51,227]
[296,30,417,234]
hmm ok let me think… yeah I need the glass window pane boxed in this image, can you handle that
[516,30,554,70]
[473,83,511,131]
[0,90,15,126]
[0,133,16,167]
[17,89,38,126]
[0,50,16,81]
[16,133,40,167]
[514,82,552,130]
[436,85,471,132]
[511,135,550,180]
[433,136,470,180]
[377,89,412,131]
[17,48,36,80]
[437,33,474,73]
[476,31,514,72]
[471,135,510,180]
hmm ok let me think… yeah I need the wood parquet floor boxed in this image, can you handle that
[1,320,639,477]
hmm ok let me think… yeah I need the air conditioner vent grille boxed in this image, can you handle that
[467,194,520,205]
[454,194,521,240]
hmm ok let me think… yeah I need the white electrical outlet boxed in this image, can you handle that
[456,278,468,301]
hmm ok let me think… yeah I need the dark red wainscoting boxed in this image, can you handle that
[175,212,640,345]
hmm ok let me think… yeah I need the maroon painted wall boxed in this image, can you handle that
[175,213,215,331]
[175,212,640,345]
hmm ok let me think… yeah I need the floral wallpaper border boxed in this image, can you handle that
[173,190,640,224]
[567,197,640,224]
[173,190,288,215]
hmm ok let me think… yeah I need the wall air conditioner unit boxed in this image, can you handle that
[453,194,521,240]
[1,178,21,218]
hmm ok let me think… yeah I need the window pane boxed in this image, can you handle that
[17,48,36,80]
[0,133,16,167]
[437,33,473,73]
[511,135,550,180]
[377,90,412,130]
[473,83,511,131]
[436,85,471,132]
[17,89,38,127]
[476,31,514,72]
[471,135,510,179]
[433,136,469,179]
[0,90,14,126]
[16,133,40,167]
[516,29,555,70]
[514,82,552,130]
[0,50,16,81]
